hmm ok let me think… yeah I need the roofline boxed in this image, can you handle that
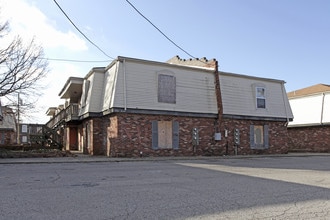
[80,55,288,85]
[85,67,106,79]
[287,83,330,98]
[219,71,286,84]
[288,90,330,100]
[104,56,216,73]
[58,77,84,97]
[288,122,330,128]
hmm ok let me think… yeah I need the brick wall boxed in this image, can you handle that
[76,113,290,157]
[108,113,219,157]
[79,118,109,155]
[0,130,16,145]
[288,125,330,153]
[221,118,289,155]
[105,113,289,157]
[91,118,106,155]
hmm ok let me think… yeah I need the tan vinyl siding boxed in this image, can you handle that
[80,57,292,120]
[80,72,105,115]
[102,64,118,111]
[112,63,125,108]
[112,60,217,114]
[220,74,293,119]
[88,72,104,113]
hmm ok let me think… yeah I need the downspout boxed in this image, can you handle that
[320,93,325,125]
[281,82,290,126]
[123,59,127,111]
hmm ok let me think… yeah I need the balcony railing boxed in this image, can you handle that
[46,103,79,128]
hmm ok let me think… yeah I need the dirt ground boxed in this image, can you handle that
[0,148,76,158]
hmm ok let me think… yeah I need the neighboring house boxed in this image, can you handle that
[18,124,44,144]
[287,84,330,152]
[46,56,293,157]
[0,106,17,145]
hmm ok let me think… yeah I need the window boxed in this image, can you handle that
[250,125,269,149]
[256,87,266,108]
[158,74,176,104]
[152,121,179,149]
[22,136,28,143]
[21,124,28,133]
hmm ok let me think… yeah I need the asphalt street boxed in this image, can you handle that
[0,155,329,219]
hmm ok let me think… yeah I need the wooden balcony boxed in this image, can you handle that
[46,104,79,128]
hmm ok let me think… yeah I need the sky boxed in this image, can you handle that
[1,0,329,123]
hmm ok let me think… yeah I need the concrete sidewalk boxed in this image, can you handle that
[0,152,329,164]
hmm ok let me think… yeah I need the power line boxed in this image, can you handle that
[53,0,115,60]
[43,57,113,63]
[125,0,197,60]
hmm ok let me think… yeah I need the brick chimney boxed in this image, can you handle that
[166,55,217,69]
[167,55,223,129]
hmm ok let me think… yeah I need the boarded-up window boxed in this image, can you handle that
[158,74,176,104]
[152,121,179,150]
[158,121,172,149]
[250,125,269,149]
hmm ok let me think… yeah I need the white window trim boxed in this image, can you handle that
[256,86,266,109]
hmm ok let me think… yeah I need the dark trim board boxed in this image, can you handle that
[222,114,292,122]
[102,108,218,118]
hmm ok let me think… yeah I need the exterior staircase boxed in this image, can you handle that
[29,125,63,149]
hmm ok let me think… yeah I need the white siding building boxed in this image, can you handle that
[288,84,330,126]
[287,84,330,152]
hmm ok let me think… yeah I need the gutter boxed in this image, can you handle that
[281,82,290,125]
[123,59,127,111]
[320,92,325,125]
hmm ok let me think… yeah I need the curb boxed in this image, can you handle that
[0,153,329,165]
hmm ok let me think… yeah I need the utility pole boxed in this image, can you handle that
[17,93,20,144]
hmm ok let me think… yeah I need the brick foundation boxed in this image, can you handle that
[288,125,330,153]
[76,113,290,157]
[221,118,289,155]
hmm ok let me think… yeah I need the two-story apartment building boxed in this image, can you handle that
[46,56,293,157]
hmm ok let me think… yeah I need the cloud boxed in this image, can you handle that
[0,0,88,51]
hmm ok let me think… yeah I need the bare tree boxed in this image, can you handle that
[0,20,49,120]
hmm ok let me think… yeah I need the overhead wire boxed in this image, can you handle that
[42,57,112,63]
[52,0,115,60]
[124,0,198,60]
[52,0,209,65]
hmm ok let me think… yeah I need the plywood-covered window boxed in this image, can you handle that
[250,125,269,149]
[158,74,176,104]
[152,121,179,150]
